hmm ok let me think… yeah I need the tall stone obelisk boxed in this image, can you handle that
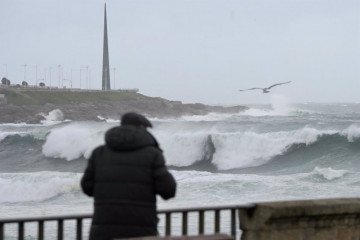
[102,3,111,90]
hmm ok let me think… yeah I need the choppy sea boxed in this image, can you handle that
[1,96,360,239]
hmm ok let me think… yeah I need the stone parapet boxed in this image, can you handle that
[119,234,234,240]
[239,198,360,240]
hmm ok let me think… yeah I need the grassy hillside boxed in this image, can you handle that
[0,88,147,105]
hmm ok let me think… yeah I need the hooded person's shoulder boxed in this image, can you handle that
[91,145,105,155]
[105,125,160,152]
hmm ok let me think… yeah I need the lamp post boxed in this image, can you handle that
[35,65,38,87]
[43,69,47,86]
[85,66,89,89]
[57,65,62,88]
[80,68,83,89]
[49,67,52,88]
[22,64,27,84]
[71,69,81,89]
[111,67,116,90]
[32,65,38,87]
[63,78,72,88]
[31,65,41,87]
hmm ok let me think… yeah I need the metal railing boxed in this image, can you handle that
[0,204,253,240]
[0,213,92,240]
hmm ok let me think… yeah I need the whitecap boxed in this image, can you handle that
[341,125,360,142]
[42,122,108,161]
[313,167,348,180]
[39,109,65,125]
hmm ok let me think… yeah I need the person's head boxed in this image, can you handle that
[120,112,152,129]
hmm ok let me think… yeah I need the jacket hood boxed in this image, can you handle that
[105,125,159,151]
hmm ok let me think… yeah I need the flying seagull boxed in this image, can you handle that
[239,81,291,93]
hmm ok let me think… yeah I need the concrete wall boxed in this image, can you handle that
[239,198,360,240]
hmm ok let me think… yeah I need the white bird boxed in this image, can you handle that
[239,81,291,93]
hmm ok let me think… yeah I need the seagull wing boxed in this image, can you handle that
[267,81,291,89]
[239,88,264,92]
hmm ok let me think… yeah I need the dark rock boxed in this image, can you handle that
[0,99,248,124]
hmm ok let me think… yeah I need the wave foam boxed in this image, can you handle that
[341,125,360,142]
[240,94,303,116]
[42,122,107,160]
[313,167,348,180]
[32,120,360,170]
[0,172,81,203]
[157,131,208,166]
[39,109,65,125]
[211,127,337,170]
[153,125,340,170]
[97,115,119,123]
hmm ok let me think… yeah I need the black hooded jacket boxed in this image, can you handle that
[81,125,176,240]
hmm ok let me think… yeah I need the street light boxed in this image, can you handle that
[63,78,72,88]
[71,69,80,89]
[49,67,52,88]
[30,65,39,87]
[80,68,82,89]
[58,65,62,88]
[85,66,89,89]
[22,64,27,84]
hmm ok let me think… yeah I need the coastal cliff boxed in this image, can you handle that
[0,88,248,123]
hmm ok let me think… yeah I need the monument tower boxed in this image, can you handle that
[102,3,111,90]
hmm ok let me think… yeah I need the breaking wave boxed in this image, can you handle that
[162,126,360,170]
[42,122,108,160]
[39,109,65,125]
[2,120,360,171]
[0,172,81,203]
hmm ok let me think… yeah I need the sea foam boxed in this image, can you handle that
[314,167,348,180]
[341,125,360,142]
[158,126,338,170]
[42,122,108,160]
[0,172,81,203]
[35,118,360,170]
[39,109,65,125]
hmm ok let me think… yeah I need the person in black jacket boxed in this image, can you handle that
[81,112,176,240]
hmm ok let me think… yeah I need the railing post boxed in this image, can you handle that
[19,222,24,240]
[38,220,44,240]
[165,213,171,236]
[76,218,82,240]
[198,210,205,235]
[0,223,4,240]
[231,209,236,237]
[182,212,188,236]
[215,209,220,233]
[57,219,63,240]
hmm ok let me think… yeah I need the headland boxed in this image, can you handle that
[0,87,248,123]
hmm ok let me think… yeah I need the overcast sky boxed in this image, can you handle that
[1,0,359,105]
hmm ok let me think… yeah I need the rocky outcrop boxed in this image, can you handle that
[0,97,248,123]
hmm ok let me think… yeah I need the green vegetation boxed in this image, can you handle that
[0,88,147,105]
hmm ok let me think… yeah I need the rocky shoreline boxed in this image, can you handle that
[0,97,248,123]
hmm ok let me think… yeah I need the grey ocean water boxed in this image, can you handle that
[1,98,360,238]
